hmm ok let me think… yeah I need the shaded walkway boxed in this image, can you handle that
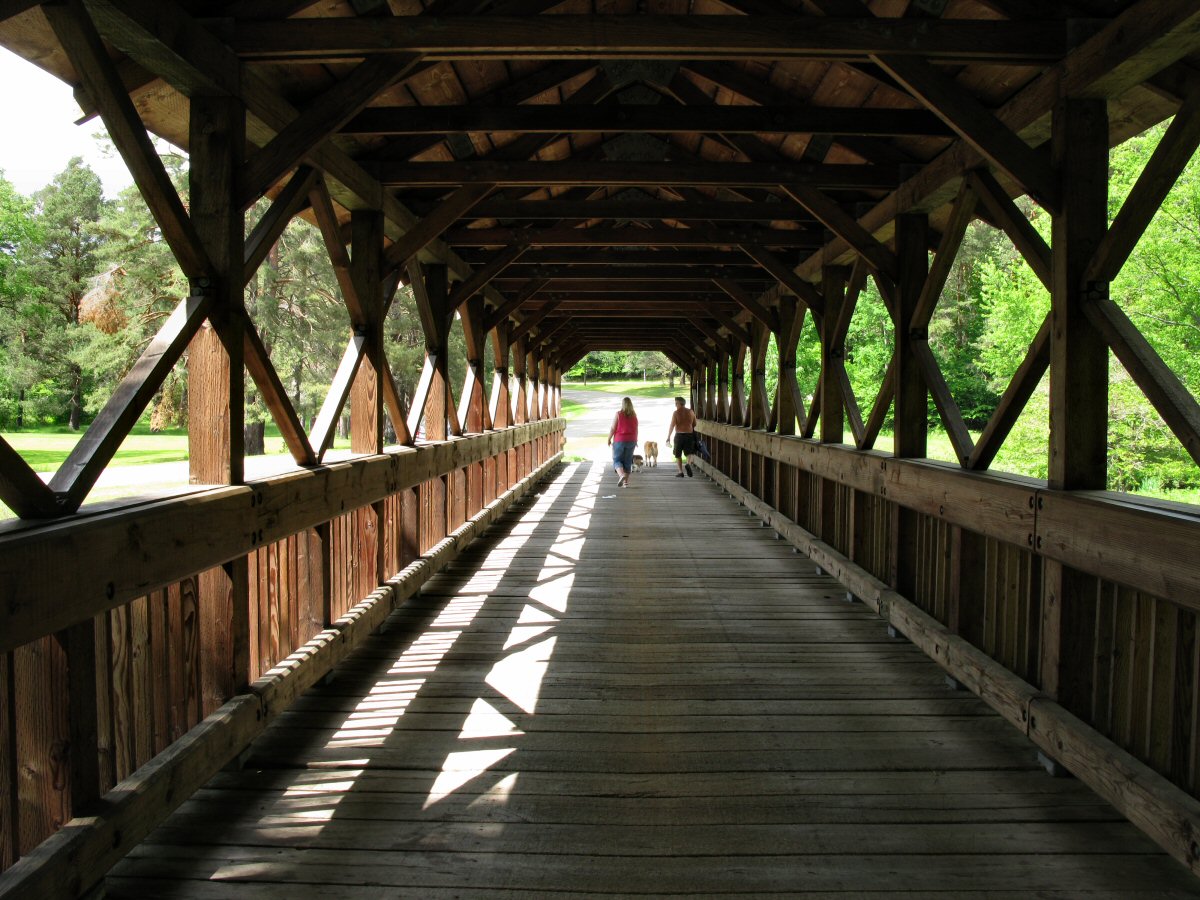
[107,461,1199,897]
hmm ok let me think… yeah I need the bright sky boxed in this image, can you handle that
[0,47,134,198]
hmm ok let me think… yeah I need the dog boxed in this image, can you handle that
[643,441,659,467]
[632,454,644,472]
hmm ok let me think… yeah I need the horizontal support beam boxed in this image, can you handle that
[444,227,822,247]
[344,104,954,136]
[460,249,786,266]
[0,420,564,653]
[463,199,817,222]
[371,160,899,189]
[495,265,772,281]
[220,17,1070,63]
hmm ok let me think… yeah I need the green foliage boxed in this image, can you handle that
[567,351,678,383]
[11,159,106,429]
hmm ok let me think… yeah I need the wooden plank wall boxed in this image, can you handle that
[701,424,1200,807]
[0,421,562,878]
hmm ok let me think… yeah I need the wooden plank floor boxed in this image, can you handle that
[107,461,1200,897]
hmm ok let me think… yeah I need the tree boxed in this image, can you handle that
[0,173,42,428]
[18,158,106,429]
[86,150,192,431]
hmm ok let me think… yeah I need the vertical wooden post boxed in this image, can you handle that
[775,295,804,437]
[892,214,929,597]
[819,267,847,543]
[730,341,748,426]
[775,295,803,516]
[539,356,551,421]
[419,264,451,543]
[350,210,385,584]
[717,348,730,424]
[513,336,529,426]
[188,94,249,709]
[552,360,562,417]
[350,210,384,456]
[491,321,513,491]
[59,621,99,816]
[1042,97,1109,713]
[459,293,488,518]
[748,321,771,431]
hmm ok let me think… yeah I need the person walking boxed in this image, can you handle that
[666,396,697,478]
[607,396,639,488]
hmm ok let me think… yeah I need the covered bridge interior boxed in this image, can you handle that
[3,0,1200,895]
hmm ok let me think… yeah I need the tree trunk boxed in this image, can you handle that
[68,363,83,430]
[244,421,266,456]
[16,389,24,429]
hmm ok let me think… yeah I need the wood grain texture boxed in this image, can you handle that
[97,460,1197,897]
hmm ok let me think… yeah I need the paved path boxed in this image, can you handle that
[562,387,678,469]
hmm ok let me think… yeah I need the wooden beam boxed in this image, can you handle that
[779,184,898,280]
[1086,85,1200,283]
[306,176,364,323]
[221,16,1070,63]
[713,277,778,330]
[447,243,528,309]
[463,198,815,222]
[496,264,770,282]
[893,214,929,460]
[873,54,1061,213]
[447,225,820,247]
[243,166,319,284]
[381,359,414,446]
[911,180,979,329]
[81,0,515,359]
[738,244,824,315]
[382,184,494,273]
[240,309,318,466]
[861,355,896,450]
[710,306,752,347]
[913,339,975,466]
[512,300,566,343]
[0,438,59,519]
[966,169,1052,289]
[374,160,899,189]
[46,0,213,279]
[472,249,778,267]
[237,55,423,209]
[310,335,367,459]
[483,278,549,331]
[345,104,954,136]
[350,209,386,456]
[1087,295,1200,468]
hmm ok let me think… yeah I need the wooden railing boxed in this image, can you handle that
[0,419,564,896]
[698,419,1200,875]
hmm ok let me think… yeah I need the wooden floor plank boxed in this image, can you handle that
[106,461,1200,897]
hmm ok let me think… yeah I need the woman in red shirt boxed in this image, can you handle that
[607,396,638,488]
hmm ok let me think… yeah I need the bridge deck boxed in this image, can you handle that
[107,461,1198,897]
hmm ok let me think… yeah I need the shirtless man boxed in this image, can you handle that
[666,396,697,478]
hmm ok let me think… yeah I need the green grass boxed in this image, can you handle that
[563,379,682,399]
[2,422,349,472]
[560,398,587,421]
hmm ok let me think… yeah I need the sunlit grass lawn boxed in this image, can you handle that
[3,423,347,472]
[562,379,681,399]
[560,398,586,421]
